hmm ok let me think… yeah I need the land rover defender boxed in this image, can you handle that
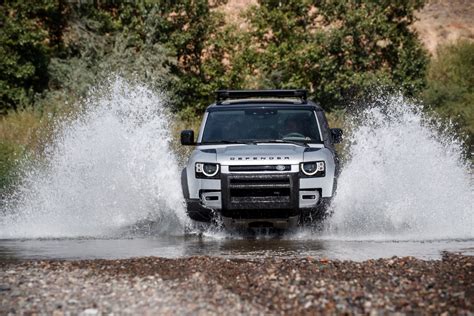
[180,89,342,229]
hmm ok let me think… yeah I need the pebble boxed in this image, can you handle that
[0,284,11,291]
[0,253,472,314]
[81,308,99,315]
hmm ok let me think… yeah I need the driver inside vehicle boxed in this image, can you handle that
[281,116,308,139]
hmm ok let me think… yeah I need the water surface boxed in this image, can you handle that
[1,236,472,261]
[0,80,472,263]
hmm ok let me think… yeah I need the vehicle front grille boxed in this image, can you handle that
[229,177,290,188]
[230,188,291,204]
[221,173,299,218]
[229,165,291,172]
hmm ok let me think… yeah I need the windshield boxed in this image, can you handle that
[201,108,322,144]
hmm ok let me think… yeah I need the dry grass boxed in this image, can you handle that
[0,108,76,155]
[170,115,203,164]
[0,110,52,152]
[414,0,474,55]
[0,93,81,158]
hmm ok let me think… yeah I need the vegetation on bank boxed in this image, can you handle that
[0,0,473,193]
[423,40,474,144]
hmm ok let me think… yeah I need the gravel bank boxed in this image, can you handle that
[1,253,472,315]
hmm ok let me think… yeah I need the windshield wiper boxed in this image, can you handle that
[254,139,310,147]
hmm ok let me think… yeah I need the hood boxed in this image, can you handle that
[216,144,306,165]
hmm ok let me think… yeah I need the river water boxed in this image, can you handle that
[0,79,472,261]
[1,236,473,261]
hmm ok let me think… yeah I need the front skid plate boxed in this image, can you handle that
[222,215,299,230]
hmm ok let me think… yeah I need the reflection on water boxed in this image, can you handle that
[0,237,473,262]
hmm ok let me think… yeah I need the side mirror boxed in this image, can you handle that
[180,130,195,145]
[330,128,343,144]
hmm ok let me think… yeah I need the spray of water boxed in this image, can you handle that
[1,77,188,238]
[323,94,473,240]
[1,82,472,241]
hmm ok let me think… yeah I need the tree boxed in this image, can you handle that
[146,0,238,115]
[47,2,175,100]
[242,0,428,110]
[0,0,66,113]
[423,40,474,146]
[46,1,232,115]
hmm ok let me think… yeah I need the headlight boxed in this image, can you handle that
[300,161,325,177]
[195,163,220,178]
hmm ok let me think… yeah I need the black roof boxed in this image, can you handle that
[207,89,323,111]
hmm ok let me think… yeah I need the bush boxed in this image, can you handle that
[423,40,474,147]
[240,0,428,110]
[0,1,66,113]
[48,19,175,102]
[0,141,23,195]
[46,1,236,115]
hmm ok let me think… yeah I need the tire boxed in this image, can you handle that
[186,200,214,222]
[182,168,214,222]
[300,197,332,224]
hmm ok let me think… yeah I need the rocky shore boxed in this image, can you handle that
[1,253,472,315]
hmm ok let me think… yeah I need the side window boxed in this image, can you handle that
[316,111,331,143]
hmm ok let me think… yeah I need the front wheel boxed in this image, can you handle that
[185,200,214,222]
[299,197,333,225]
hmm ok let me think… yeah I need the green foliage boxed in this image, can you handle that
[423,40,474,146]
[48,7,175,101]
[241,0,428,110]
[0,0,66,113]
[0,0,429,115]
[46,1,235,114]
[0,141,22,194]
[1,0,473,193]
[148,0,240,115]
[1,1,235,115]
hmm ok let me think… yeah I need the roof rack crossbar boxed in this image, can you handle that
[215,89,308,104]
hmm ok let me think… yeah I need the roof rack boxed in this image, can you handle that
[215,89,308,104]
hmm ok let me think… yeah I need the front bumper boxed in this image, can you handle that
[194,172,325,219]
[222,173,299,213]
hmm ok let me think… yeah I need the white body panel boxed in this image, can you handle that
[185,143,336,209]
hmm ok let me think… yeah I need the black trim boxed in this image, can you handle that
[207,105,319,112]
[300,197,332,223]
[299,170,326,178]
[221,173,300,218]
[221,209,298,219]
[229,165,291,172]
[180,130,195,146]
[185,199,213,222]
[181,168,189,199]
[216,89,308,104]
[200,149,216,153]
[299,161,326,178]
[195,163,221,179]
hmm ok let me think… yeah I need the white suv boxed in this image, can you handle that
[180,90,342,229]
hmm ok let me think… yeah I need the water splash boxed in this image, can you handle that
[324,94,473,240]
[1,85,472,242]
[1,77,188,238]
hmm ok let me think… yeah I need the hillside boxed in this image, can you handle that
[414,0,474,54]
[221,0,474,55]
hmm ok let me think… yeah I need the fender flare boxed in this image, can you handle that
[181,168,190,199]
